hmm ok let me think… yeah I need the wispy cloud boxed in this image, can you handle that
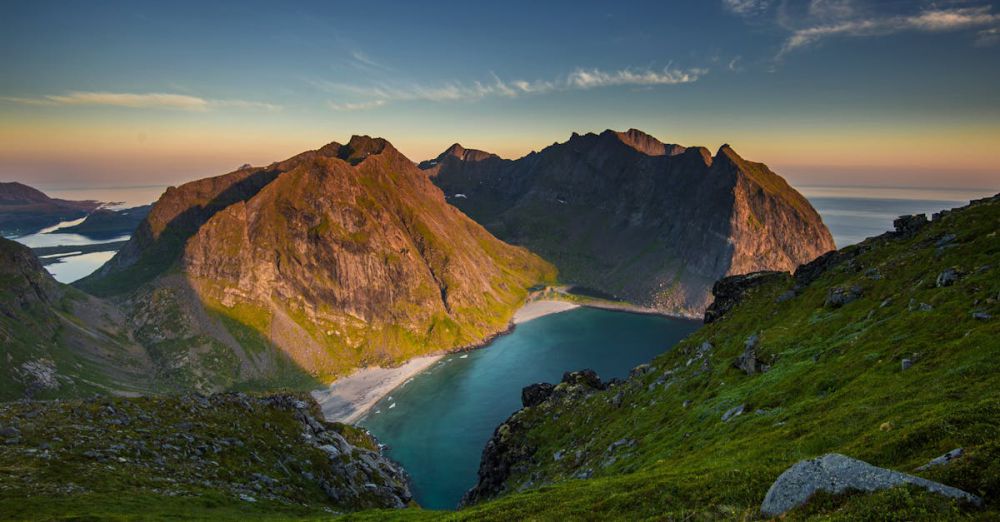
[1,91,281,111]
[779,5,1000,57]
[327,99,387,111]
[976,27,1000,46]
[566,67,704,88]
[316,65,705,111]
[349,50,394,72]
[723,0,772,16]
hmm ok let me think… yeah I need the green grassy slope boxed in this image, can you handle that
[347,195,999,520]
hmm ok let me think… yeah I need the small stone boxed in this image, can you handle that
[880,298,893,308]
[916,448,964,471]
[722,404,745,422]
[553,450,564,462]
[935,233,956,247]
[972,312,992,321]
[901,359,913,371]
[629,364,651,378]
[0,426,20,439]
[776,290,796,303]
[879,422,893,431]
[682,400,692,409]
[864,268,882,280]
[936,268,961,287]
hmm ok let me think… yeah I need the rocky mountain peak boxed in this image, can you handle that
[604,128,686,156]
[610,128,686,157]
[315,135,398,165]
[427,130,834,316]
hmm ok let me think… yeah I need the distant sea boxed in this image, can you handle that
[799,186,997,248]
[11,184,998,283]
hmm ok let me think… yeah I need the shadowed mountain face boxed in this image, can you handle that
[0,238,154,399]
[422,129,835,316]
[0,182,103,236]
[76,136,554,388]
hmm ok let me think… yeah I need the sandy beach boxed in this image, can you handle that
[512,299,579,324]
[311,354,443,424]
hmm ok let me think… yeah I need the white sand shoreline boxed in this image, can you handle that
[512,299,580,324]
[311,299,582,424]
[311,354,443,424]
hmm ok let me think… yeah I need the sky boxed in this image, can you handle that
[1,0,999,190]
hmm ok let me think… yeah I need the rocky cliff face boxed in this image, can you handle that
[78,136,554,387]
[423,129,835,316]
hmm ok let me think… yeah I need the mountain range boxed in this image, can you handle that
[422,129,835,316]
[2,130,835,397]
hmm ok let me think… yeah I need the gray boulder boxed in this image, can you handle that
[936,268,961,287]
[761,453,982,517]
[825,286,863,308]
[734,334,768,376]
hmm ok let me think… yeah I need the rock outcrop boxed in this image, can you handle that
[423,129,835,316]
[703,271,789,323]
[760,453,982,517]
[462,370,609,506]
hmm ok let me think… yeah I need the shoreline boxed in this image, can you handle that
[312,296,698,425]
[311,354,444,424]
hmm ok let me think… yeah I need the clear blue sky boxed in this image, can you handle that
[1,0,998,189]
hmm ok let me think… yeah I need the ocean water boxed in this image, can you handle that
[359,308,699,509]
[799,186,995,248]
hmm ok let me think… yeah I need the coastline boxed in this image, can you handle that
[312,295,697,425]
[311,354,444,424]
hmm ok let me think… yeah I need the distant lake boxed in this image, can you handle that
[359,307,699,510]
[6,185,166,284]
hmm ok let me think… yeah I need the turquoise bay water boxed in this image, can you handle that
[359,307,699,509]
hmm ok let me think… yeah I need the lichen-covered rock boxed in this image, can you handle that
[760,453,982,517]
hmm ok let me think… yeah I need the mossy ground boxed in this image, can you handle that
[0,393,398,520]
